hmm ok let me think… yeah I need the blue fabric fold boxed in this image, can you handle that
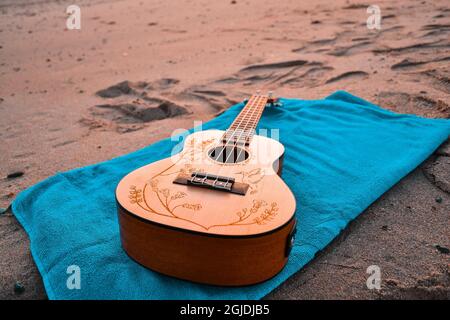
[12,91,450,299]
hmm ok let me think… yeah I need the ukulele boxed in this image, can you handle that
[116,92,297,286]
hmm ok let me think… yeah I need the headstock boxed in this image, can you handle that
[266,91,281,107]
[243,91,282,107]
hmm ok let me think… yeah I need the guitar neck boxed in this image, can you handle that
[222,94,270,145]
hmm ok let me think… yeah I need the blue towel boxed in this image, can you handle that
[12,91,450,300]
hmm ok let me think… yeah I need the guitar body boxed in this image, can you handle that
[116,95,297,286]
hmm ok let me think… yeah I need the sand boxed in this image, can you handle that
[0,0,449,299]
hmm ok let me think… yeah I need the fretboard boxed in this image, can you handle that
[221,94,269,146]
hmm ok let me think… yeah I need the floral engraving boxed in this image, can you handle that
[235,168,265,194]
[128,136,275,230]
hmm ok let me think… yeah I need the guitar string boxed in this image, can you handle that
[234,95,267,156]
[190,94,258,184]
[214,95,260,182]
[221,95,268,188]
[223,95,265,166]
[213,94,258,166]
[211,94,263,186]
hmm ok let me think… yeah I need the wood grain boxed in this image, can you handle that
[116,129,297,285]
[118,203,296,286]
[116,130,296,236]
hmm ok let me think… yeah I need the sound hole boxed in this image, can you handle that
[208,145,249,164]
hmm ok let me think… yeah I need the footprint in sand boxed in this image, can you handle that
[214,59,334,89]
[423,156,450,194]
[421,23,450,37]
[83,80,189,133]
[325,71,369,84]
[416,68,450,94]
[391,56,450,70]
[377,91,450,118]
[176,86,241,113]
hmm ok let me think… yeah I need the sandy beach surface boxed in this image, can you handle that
[0,0,449,299]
